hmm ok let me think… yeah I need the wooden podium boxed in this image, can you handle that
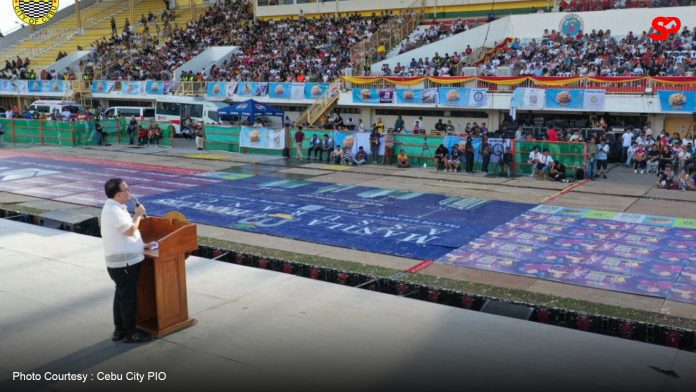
[136,216,198,337]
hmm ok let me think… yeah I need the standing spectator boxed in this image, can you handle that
[383,129,394,165]
[547,126,558,142]
[127,117,138,145]
[626,141,638,168]
[195,123,205,150]
[294,126,305,160]
[647,144,661,174]
[480,136,493,173]
[586,137,597,180]
[464,137,475,173]
[596,139,610,179]
[111,17,117,35]
[621,130,634,165]
[369,128,381,163]
[394,115,404,133]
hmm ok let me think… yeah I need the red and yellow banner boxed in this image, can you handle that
[341,76,696,88]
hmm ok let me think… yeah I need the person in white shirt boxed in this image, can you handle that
[621,131,634,165]
[101,178,152,344]
[569,131,581,142]
[538,149,554,178]
[528,146,542,177]
[626,141,638,167]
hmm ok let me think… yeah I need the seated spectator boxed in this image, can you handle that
[548,161,566,181]
[138,125,148,145]
[528,146,542,177]
[647,144,660,174]
[434,144,448,171]
[342,147,354,165]
[354,146,368,165]
[331,145,342,164]
[657,165,675,189]
[445,144,460,172]
[397,149,411,168]
[677,170,696,190]
[319,134,333,162]
[633,144,647,173]
[537,149,555,179]
[307,134,320,160]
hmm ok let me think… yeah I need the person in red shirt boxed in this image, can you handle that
[547,126,558,142]
[294,126,305,160]
[560,0,568,11]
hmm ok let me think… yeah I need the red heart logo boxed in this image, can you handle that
[650,16,681,41]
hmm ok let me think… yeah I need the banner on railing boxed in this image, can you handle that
[438,87,488,107]
[206,81,237,99]
[239,126,285,149]
[0,80,27,93]
[443,136,509,163]
[91,80,116,93]
[238,82,269,97]
[268,82,304,100]
[544,88,606,111]
[122,81,146,95]
[145,81,174,95]
[583,89,606,111]
[658,91,696,112]
[545,88,584,110]
[511,88,545,110]
[304,83,329,99]
[25,80,70,93]
[352,88,395,104]
[396,88,438,104]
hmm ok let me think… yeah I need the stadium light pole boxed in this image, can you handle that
[75,0,83,35]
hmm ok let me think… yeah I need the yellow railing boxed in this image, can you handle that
[295,81,341,126]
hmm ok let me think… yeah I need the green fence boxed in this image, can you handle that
[513,140,587,176]
[0,119,176,147]
[205,125,240,152]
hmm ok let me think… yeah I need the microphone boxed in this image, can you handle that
[133,197,148,219]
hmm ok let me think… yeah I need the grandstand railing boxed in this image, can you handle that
[338,76,696,94]
[350,1,425,76]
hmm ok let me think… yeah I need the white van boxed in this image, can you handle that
[155,97,224,134]
[28,100,82,118]
[104,106,155,120]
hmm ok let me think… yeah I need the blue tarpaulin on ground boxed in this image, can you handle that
[140,175,534,260]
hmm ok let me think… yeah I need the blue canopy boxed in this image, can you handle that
[217,99,284,125]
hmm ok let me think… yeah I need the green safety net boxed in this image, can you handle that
[514,141,587,175]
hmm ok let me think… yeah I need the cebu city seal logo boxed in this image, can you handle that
[13,0,59,26]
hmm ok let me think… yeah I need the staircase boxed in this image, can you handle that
[295,81,341,127]
[350,2,425,76]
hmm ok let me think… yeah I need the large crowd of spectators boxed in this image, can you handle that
[396,19,471,55]
[559,0,693,12]
[91,0,395,82]
[477,25,696,77]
